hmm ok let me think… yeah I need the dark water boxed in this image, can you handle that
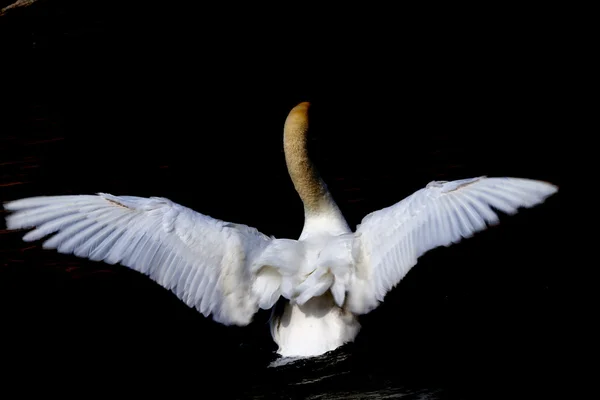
[1,2,569,398]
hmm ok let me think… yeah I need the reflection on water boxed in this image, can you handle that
[239,346,446,399]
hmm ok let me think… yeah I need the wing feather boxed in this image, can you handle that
[4,193,301,325]
[347,177,558,314]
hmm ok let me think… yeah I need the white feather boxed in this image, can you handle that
[345,177,558,315]
[3,193,304,326]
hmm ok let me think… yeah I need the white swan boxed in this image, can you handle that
[3,102,558,358]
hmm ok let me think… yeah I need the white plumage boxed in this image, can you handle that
[346,176,557,315]
[3,103,558,358]
[5,193,295,326]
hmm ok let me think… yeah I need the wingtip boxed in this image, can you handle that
[2,196,52,211]
[499,176,559,197]
[3,199,17,211]
[4,214,17,230]
[535,179,559,197]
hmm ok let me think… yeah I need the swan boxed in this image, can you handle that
[3,102,558,358]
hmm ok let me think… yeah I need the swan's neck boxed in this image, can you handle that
[283,102,350,237]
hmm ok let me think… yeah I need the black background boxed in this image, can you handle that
[1,2,569,398]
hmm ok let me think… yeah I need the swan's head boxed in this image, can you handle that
[284,102,311,140]
[283,102,312,166]
[283,102,334,215]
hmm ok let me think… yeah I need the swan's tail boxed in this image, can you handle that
[250,239,304,309]
[293,234,356,307]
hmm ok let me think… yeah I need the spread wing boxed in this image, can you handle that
[345,177,558,314]
[4,193,302,325]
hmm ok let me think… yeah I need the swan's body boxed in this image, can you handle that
[3,102,558,358]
